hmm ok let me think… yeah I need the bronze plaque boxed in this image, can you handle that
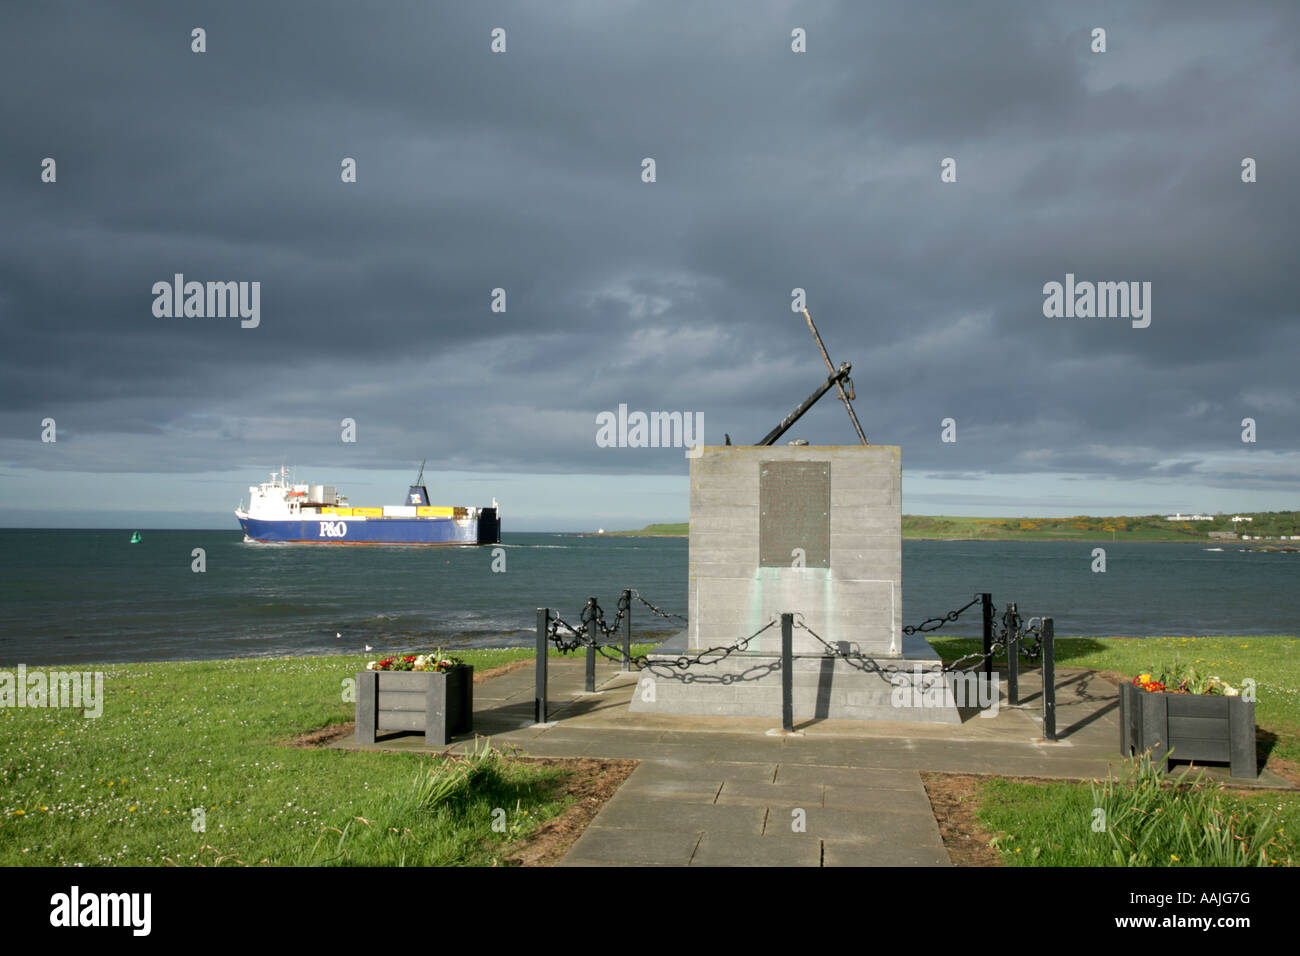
[759,461,831,568]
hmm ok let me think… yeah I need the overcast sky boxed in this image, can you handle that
[2,1,1297,530]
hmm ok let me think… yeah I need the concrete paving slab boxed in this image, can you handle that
[774,765,919,790]
[802,806,943,845]
[701,761,782,782]
[560,826,702,866]
[822,784,936,814]
[690,832,822,867]
[774,740,881,766]
[618,776,724,804]
[700,739,789,763]
[713,779,826,809]
[595,797,769,837]
[822,842,952,867]
[580,740,720,761]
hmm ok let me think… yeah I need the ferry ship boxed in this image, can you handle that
[235,467,500,545]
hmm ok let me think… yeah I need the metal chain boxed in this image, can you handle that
[1018,616,1044,662]
[996,603,1041,661]
[792,618,1005,688]
[546,613,588,652]
[543,600,780,682]
[543,591,1041,688]
[629,590,688,624]
[619,618,778,671]
[597,641,783,684]
[602,590,632,638]
[543,589,682,650]
[901,593,982,635]
[588,593,633,640]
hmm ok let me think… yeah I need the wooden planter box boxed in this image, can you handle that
[355,666,473,746]
[1119,681,1256,778]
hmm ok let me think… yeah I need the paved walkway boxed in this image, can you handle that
[337,657,1293,866]
[563,758,949,866]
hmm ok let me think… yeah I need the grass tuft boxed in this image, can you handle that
[978,754,1300,867]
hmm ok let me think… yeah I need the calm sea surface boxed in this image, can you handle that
[0,531,1295,665]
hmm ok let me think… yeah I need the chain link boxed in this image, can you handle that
[629,590,688,624]
[543,600,780,683]
[597,637,783,684]
[792,618,1004,689]
[1018,616,1044,662]
[901,593,982,635]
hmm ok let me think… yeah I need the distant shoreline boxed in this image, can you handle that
[593,533,1281,545]
[598,512,1300,543]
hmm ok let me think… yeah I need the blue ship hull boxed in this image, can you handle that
[239,512,499,545]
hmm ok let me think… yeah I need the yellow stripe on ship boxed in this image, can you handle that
[417,506,455,517]
[352,507,382,517]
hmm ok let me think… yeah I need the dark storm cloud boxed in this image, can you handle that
[1,0,1297,491]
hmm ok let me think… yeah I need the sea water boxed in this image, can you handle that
[0,531,1295,666]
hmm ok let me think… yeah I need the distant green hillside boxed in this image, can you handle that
[605,523,688,537]
[609,513,1300,541]
[903,512,1300,541]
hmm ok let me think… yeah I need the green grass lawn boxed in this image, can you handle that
[976,759,1300,866]
[0,645,653,867]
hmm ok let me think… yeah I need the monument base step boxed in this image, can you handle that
[628,653,987,724]
[644,630,940,659]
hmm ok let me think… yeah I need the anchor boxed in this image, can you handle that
[754,308,869,446]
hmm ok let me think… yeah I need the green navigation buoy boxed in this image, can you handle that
[130,531,142,544]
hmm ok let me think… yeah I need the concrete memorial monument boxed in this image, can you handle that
[630,310,959,723]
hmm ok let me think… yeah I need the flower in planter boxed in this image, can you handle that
[1133,675,1166,693]
[387,655,419,672]
[365,649,465,672]
[1132,658,1237,696]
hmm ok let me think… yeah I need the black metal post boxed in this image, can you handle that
[1006,603,1019,707]
[781,613,794,732]
[535,608,549,723]
[1042,617,1056,741]
[584,596,597,693]
[621,588,632,673]
[981,593,993,683]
